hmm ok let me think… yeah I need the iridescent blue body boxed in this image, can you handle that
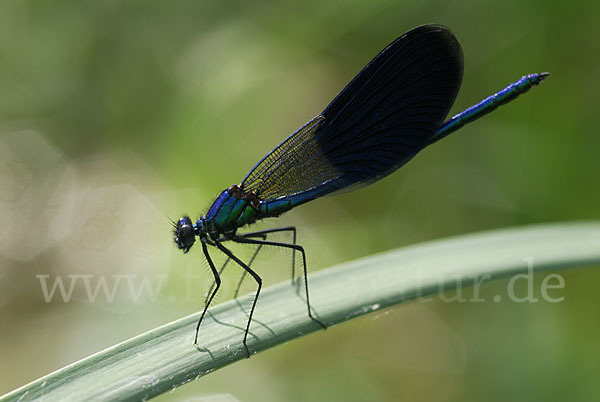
[431,73,548,143]
[173,24,548,358]
[194,73,548,242]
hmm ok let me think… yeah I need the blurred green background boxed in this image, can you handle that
[1,0,599,401]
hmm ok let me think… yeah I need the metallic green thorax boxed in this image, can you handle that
[204,184,329,239]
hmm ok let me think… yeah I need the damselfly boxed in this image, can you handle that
[174,24,548,357]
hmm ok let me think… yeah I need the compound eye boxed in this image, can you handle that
[174,216,196,252]
[179,225,195,245]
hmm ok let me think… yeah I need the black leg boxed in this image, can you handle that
[237,226,297,283]
[204,234,266,302]
[233,242,263,298]
[195,240,221,346]
[205,256,230,305]
[214,240,263,359]
[233,236,327,331]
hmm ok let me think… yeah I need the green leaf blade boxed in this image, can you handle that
[3,222,599,402]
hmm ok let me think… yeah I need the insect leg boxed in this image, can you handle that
[214,240,263,358]
[233,240,264,298]
[195,241,221,346]
[204,256,230,305]
[207,233,269,299]
[237,226,297,283]
[233,236,327,331]
[212,234,267,298]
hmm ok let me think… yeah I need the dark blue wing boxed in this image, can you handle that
[241,24,464,201]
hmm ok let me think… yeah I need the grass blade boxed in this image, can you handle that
[3,222,599,401]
